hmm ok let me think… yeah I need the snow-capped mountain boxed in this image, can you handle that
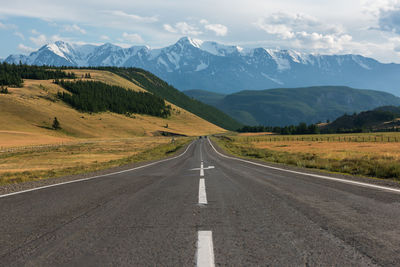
[5,37,400,96]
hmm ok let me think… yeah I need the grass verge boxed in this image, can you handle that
[0,138,192,185]
[212,136,400,181]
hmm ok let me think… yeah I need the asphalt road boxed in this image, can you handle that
[1,138,400,266]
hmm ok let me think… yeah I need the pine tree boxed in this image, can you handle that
[0,86,8,94]
[52,117,61,130]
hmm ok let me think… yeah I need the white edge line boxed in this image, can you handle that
[198,178,207,205]
[208,138,400,194]
[0,141,195,199]
[196,230,215,267]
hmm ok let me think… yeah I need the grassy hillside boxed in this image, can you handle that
[187,87,400,126]
[108,67,242,131]
[322,106,400,132]
[183,89,226,106]
[0,67,229,184]
[0,69,225,149]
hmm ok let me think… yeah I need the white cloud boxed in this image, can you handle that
[30,34,47,46]
[100,35,110,40]
[254,12,353,53]
[168,19,228,36]
[63,24,86,34]
[14,31,25,40]
[72,41,102,46]
[31,29,40,35]
[362,0,400,34]
[50,34,63,42]
[121,32,144,43]
[113,43,132,48]
[163,24,177,33]
[294,31,353,53]
[378,10,400,33]
[204,23,228,36]
[163,22,202,35]
[106,10,158,23]
[362,0,400,16]
[0,21,17,30]
[1,0,400,63]
[254,20,294,39]
[255,12,341,36]
[176,22,202,35]
[18,43,35,54]
[28,33,64,47]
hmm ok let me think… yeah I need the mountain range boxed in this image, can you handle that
[5,37,400,96]
[184,87,400,126]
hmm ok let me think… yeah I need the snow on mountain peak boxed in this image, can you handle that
[199,41,242,56]
[351,55,372,70]
[46,43,69,60]
[4,37,391,95]
[264,49,291,71]
[98,43,122,52]
[176,37,203,48]
[4,36,398,97]
[188,37,203,48]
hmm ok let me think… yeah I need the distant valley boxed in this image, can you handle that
[184,87,400,126]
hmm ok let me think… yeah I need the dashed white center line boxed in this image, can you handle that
[196,231,215,267]
[198,178,207,205]
[200,161,204,177]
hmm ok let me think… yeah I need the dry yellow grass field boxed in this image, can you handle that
[0,69,224,184]
[71,69,147,92]
[238,132,273,136]
[253,140,400,161]
[0,137,169,174]
[214,133,400,179]
[0,137,190,184]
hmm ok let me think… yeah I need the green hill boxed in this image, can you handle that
[183,89,226,106]
[184,87,400,127]
[323,106,400,132]
[108,68,242,131]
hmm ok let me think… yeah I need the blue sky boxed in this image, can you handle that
[1,0,400,62]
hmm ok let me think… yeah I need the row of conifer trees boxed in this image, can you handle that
[56,80,171,118]
[0,62,75,87]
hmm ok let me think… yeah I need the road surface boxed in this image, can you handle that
[1,138,400,266]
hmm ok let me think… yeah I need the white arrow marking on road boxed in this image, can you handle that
[190,162,215,177]
[198,178,207,205]
[196,231,215,267]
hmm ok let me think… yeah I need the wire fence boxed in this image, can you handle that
[236,134,400,143]
[0,141,92,154]
[0,136,180,154]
